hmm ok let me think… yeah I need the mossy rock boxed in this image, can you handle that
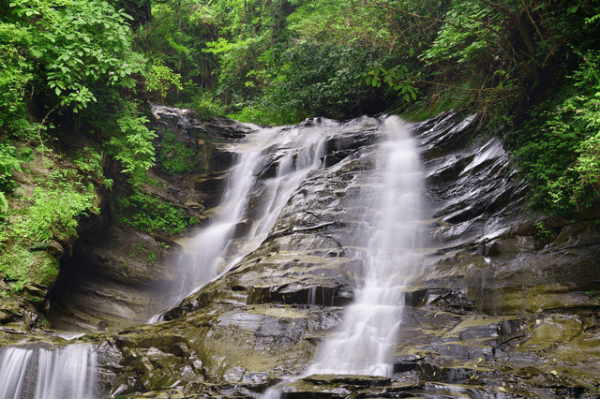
[22,252,59,304]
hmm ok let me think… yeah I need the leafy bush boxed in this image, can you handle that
[146,61,184,103]
[115,189,196,235]
[8,0,146,112]
[514,51,600,213]
[0,22,32,132]
[106,102,158,175]
[228,41,384,124]
[0,141,32,215]
[158,129,201,174]
[11,181,99,242]
[0,142,22,195]
[191,92,227,121]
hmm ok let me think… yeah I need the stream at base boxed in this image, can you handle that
[0,344,97,398]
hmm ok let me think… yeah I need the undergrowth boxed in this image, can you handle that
[158,129,201,174]
[0,145,100,295]
[512,50,600,214]
[114,170,198,235]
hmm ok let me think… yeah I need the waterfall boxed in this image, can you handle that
[303,116,424,376]
[0,344,97,399]
[152,121,328,319]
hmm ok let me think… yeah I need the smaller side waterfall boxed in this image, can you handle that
[0,344,97,399]
[303,116,424,376]
[152,121,328,319]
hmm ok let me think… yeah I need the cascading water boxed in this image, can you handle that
[0,114,424,399]
[151,121,327,319]
[0,344,97,398]
[303,116,424,376]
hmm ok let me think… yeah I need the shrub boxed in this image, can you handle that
[514,50,600,213]
[115,189,196,235]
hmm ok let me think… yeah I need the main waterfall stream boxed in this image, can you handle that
[261,116,425,399]
[303,116,423,376]
[153,114,425,382]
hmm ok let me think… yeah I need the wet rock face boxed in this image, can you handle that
[43,106,254,331]
[93,111,598,397]
[4,108,600,398]
[89,110,600,398]
[46,225,182,331]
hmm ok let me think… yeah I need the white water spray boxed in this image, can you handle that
[0,344,97,399]
[303,116,423,376]
[151,121,328,320]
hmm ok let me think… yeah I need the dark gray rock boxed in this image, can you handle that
[3,109,599,399]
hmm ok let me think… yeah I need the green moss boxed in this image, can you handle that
[0,245,34,292]
[115,189,196,235]
[0,145,101,299]
[159,129,202,175]
[32,252,59,287]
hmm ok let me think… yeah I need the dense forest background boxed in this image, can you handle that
[1,0,600,296]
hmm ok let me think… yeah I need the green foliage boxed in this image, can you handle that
[421,1,503,66]
[115,162,197,235]
[0,245,35,292]
[134,0,425,123]
[129,243,157,264]
[514,51,600,213]
[0,142,35,216]
[0,142,23,196]
[8,0,145,112]
[0,21,33,132]
[11,179,99,242]
[134,0,218,104]
[228,41,386,124]
[1,0,154,194]
[0,146,100,295]
[107,102,157,175]
[271,42,382,120]
[401,82,475,121]
[73,146,113,189]
[158,129,200,174]
[192,92,227,121]
[535,221,552,239]
[146,61,184,102]
[115,189,196,235]
[364,66,420,103]
[0,193,7,215]
[147,251,156,264]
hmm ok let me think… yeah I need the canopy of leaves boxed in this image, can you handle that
[1,0,600,224]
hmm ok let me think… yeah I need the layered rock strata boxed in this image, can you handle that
[1,108,599,398]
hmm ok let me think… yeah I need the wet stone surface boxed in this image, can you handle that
[2,109,600,398]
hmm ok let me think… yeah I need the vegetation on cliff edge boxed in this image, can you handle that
[1,0,600,300]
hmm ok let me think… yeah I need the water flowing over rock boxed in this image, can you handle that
[302,116,425,376]
[1,107,600,398]
[0,344,97,398]
[149,118,328,318]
